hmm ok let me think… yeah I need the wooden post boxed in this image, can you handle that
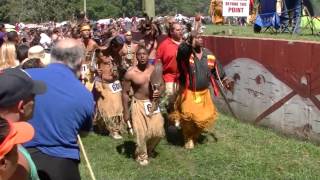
[143,0,155,17]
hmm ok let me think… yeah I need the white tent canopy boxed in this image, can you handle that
[4,24,15,29]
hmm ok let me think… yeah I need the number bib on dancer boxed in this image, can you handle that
[81,64,89,75]
[144,101,160,116]
[109,80,122,93]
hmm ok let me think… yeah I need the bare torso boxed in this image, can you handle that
[121,43,138,72]
[125,65,154,100]
[123,43,138,59]
[83,39,99,63]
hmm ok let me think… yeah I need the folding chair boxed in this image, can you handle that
[280,0,304,34]
[254,0,281,33]
[302,0,320,35]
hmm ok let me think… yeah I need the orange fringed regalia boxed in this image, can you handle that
[210,0,224,25]
[169,46,221,149]
[170,89,218,142]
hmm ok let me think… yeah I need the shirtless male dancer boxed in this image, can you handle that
[122,31,138,71]
[80,24,100,90]
[92,52,125,139]
[122,47,165,166]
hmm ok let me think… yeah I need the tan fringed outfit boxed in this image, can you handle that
[131,97,165,162]
[81,63,95,91]
[93,80,125,135]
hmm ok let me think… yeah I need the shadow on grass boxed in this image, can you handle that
[92,125,109,136]
[163,114,218,146]
[116,140,161,159]
[198,131,218,144]
[116,141,136,159]
[165,125,185,147]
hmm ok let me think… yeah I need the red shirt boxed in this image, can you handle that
[156,37,179,83]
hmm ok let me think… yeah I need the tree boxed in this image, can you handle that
[0,0,77,23]
[0,0,210,23]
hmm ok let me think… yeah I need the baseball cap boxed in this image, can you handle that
[0,67,47,107]
[0,119,35,158]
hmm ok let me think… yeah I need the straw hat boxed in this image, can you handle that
[28,45,51,65]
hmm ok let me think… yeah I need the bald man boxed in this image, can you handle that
[24,39,95,180]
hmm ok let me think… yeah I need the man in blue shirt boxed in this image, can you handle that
[24,38,95,180]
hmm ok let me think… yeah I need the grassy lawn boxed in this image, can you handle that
[204,24,320,42]
[79,113,320,180]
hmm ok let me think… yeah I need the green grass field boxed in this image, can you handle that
[78,23,320,180]
[204,24,320,42]
[79,113,320,180]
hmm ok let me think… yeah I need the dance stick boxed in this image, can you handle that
[78,135,97,180]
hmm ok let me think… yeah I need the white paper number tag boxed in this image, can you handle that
[109,80,122,93]
[144,101,160,115]
[81,64,89,74]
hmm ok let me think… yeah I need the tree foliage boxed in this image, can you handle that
[0,0,78,23]
[0,0,210,23]
[155,0,209,16]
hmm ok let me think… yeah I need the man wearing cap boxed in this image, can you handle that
[0,67,47,180]
[23,38,95,180]
[0,117,36,180]
[0,68,47,122]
